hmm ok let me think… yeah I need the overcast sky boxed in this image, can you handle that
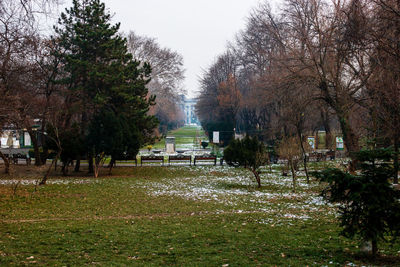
[57,0,283,97]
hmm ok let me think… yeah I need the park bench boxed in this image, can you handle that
[168,155,192,166]
[194,155,217,166]
[140,155,164,166]
[115,158,137,167]
[307,152,325,162]
[11,153,31,165]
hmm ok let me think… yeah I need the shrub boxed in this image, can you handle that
[224,135,267,188]
[313,149,400,256]
[201,141,208,149]
[276,136,301,192]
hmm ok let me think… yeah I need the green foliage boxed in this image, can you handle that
[313,149,400,254]
[201,141,208,149]
[224,136,267,187]
[224,136,267,169]
[52,0,158,163]
[58,124,85,163]
[87,109,150,160]
[203,121,234,146]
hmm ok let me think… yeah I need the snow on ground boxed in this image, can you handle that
[0,179,99,185]
[134,165,337,224]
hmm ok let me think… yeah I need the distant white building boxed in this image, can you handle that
[180,96,199,125]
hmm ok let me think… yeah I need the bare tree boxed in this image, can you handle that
[262,0,375,170]
[0,0,59,171]
[0,0,39,171]
[196,50,239,144]
[367,0,400,183]
[126,31,185,134]
[277,136,302,192]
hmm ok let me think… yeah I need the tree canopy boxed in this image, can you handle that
[51,0,158,177]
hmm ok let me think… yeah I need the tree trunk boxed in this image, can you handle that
[40,150,61,185]
[40,123,49,163]
[394,136,399,184]
[289,159,297,192]
[0,150,10,174]
[27,129,43,166]
[74,157,81,172]
[338,113,360,172]
[251,169,261,188]
[298,131,310,183]
[88,153,94,174]
[108,157,116,175]
[371,239,378,257]
[62,160,69,176]
[321,107,332,149]
[93,153,105,178]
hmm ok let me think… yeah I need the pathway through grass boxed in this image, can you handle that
[149,125,208,150]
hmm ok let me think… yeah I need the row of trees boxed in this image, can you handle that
[0,0,185,178]
[127,32,185,135]
[197,0,400,181]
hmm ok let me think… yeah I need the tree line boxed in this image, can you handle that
[196,0,400,181]
[0,0,185,178]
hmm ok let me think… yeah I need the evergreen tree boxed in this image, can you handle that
[224,136,268,188]
[52,0,158,175]
[313,149,400,256]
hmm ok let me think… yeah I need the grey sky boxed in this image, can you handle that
[58,0,283,97]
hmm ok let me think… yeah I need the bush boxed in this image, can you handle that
[224,135,267,188]
[313,149,400,256]
[201,141,208,149]
[276,136,302,192]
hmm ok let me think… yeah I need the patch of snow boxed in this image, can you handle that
[0,179,99,185]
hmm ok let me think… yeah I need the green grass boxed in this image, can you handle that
[1,162,399,265]
[148,126,209,149]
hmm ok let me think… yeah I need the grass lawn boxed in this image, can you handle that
[149,125,209,150]
[1,162,400,265]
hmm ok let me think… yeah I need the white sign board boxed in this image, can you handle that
[336,137,344,150]
[307,137,316,150]
[213,131,219,144]
[24,132,31,146]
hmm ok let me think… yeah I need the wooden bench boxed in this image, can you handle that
[140,155,164,166]
[168,155,192,166]
[194,155,217,166]
[12,153,31,165]
[307,152,325,162]
[115,158,137,166]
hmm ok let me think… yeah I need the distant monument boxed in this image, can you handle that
[165,137,176,153]
[180,95,199,125]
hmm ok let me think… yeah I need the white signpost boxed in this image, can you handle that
[24,132,31,147]
[307,136,316,150]
[336,137,344,151]
[213,131,219,144]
